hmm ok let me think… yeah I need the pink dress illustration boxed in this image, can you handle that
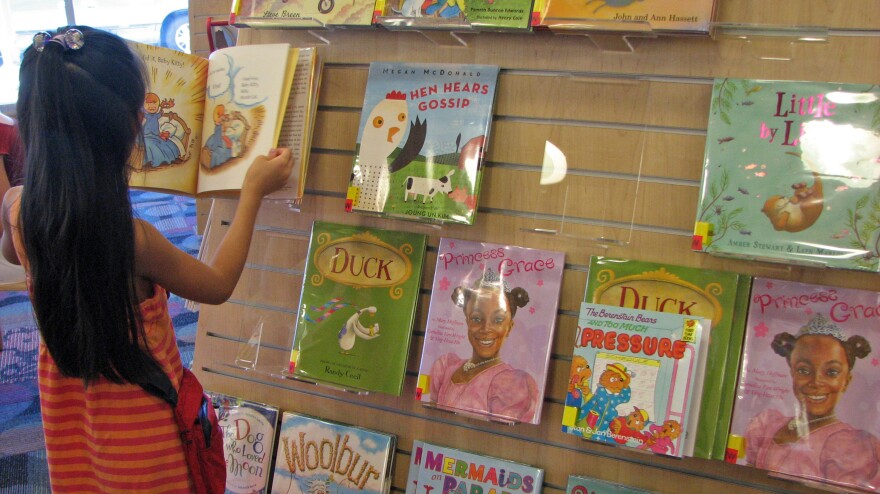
[746,409,880,491]
[430,353,538,422]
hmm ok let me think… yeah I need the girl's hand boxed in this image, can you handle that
[242,147,295,198]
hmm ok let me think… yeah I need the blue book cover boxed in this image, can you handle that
[406,440,543,494]
[271,412,397,494]
[566,475,655,494]
[346,62,500,225]
[561,303,706,458]
[693,79,880,272]
[208,391,281,494]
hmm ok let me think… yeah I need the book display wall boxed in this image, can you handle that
[187,0,879,493]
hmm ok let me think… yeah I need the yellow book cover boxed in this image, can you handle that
[539,0,716,34]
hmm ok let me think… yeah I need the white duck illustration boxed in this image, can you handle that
[338,306,380,354]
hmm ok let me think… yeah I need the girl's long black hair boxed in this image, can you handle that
[17,26,170,389]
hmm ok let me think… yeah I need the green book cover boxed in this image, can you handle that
[693,79,880,272]
[381,0,534,30]
[289,221,427,395]
[583,256,751,460]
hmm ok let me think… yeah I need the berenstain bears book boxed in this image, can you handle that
[693,79,880,272]
[566,475,655,494]
[415,238,565,424]
[726,278,880,493]
[127,42,308,200]
[345,62,500,225]
[207,392,280,494]
[536,0,716,34]
[378,0,534,31]
[288,221,427,395]
[406,440,543,494]
[230,0,379,28]
[562,303,706,458]
[584,256,751,460]
[271,411,396,494]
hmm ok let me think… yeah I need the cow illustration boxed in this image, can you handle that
[404,169,456,203]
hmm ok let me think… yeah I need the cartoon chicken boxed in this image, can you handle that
[350,90,426,212]
[337,306,380,354]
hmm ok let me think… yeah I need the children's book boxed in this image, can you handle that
[584,256,751,460]
[345,62,500,225]
[693,79,880,272]
[377,0,534,31]
[561,303,706,458]
[271,411,396,494]
[536,0,716,35]
[127,42,309,200]
[288,221,427,395]
[231,0,379,28]
[415,238,565,424]
[268,47,323,203]
[406,440,544,494]
[726,278,880,493]
[566,475,654,494]
[207,392,281,494]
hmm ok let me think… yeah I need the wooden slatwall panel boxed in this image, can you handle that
[187,1,880,492]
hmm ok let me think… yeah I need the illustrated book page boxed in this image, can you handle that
[231,0,378,28]
[561,303,705,458]
[207,391,280,494]
[405,440,544,494]
[288,221,427,395]
[415,237,565,424]
[584,256,751,460]
[270,411,396,494]
[538,0,716,34]
[128,42,300,198]
[726,277,880,493]
[345,62,500,225]
[693,79,880,272]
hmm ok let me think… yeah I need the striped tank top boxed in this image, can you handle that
[10,197,194,492]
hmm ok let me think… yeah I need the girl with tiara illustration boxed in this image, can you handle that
[428,269,538,422]
[745,313,880,491]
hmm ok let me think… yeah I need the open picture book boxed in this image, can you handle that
[127,42,320,201]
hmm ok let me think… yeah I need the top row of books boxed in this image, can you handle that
[229,0,718,34]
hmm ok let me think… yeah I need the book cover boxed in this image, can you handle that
[566,474,654,494]
[127,42,303,199]
[271,411,396,494]
[561,303,705,458]
[288,221,427,395]
[379,0,534,31]
[693,79,880,272]
[208,392,281,494]
[584,256,751,460]
[345,62,500,225]
[406,440,543,494]
[415,238,565,424]
[537,0,716,34]
[231,0,378,28]
[726,277,880,492]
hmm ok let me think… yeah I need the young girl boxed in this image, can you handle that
[1,27,294,492]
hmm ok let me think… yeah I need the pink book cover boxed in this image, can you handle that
[415,238,565,425]
[727,277,880,493]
